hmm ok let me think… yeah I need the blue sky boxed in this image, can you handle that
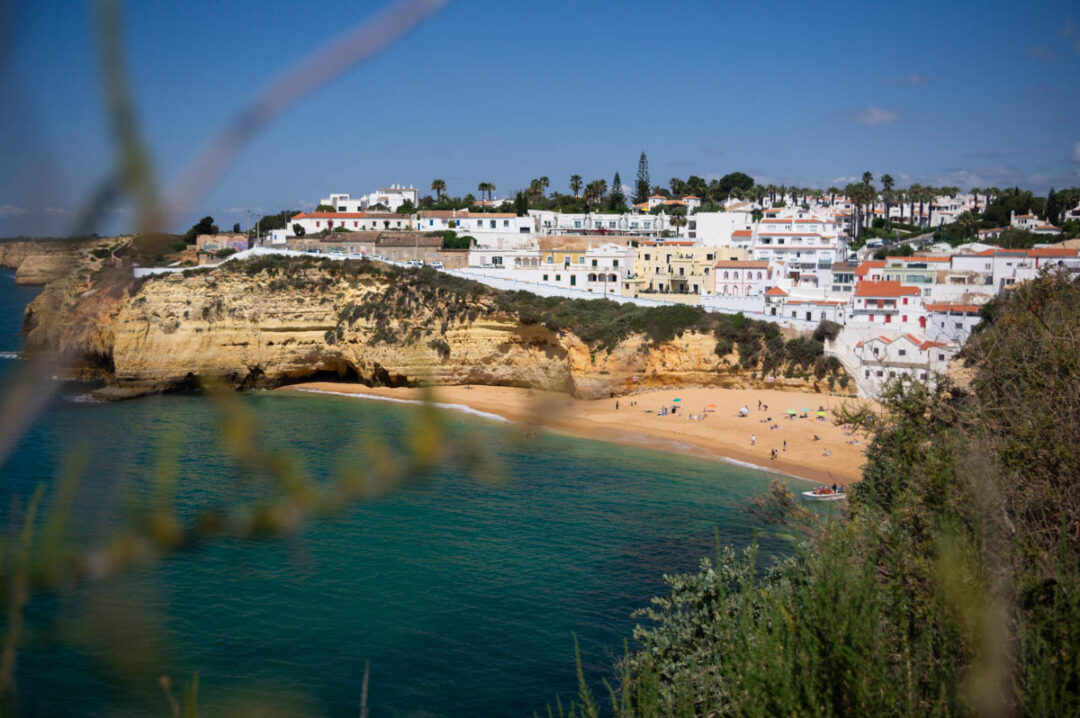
[1,0,1078,236]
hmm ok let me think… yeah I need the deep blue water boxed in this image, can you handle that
[0,272,808,716]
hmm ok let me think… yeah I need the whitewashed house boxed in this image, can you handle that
[321,185,419,213]
[288,212,410,235]
[851,280,923,328]
[852,334,957,394]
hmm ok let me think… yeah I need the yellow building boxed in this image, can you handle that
[623,242,748,301]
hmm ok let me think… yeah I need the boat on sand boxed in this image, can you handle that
[802,487,847,501]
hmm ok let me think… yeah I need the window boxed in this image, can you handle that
[492,257,502,266]
[898,349,906,356]
[490,220,496,229]
[644,253,650,261]
[546,256,553,263]
[338,206,346,212]
[613,260,619,267]
[938,353,945,361]
[556,274,561,281]
[877,370,884,377]
[503,220,509,227]
[902,315,907,322]
[903,297,908,305]
[591,259,598,267]
[869,313,875,321]
[570,275,576,286]
[543,274,548,281]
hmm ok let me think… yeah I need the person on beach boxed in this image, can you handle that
[783,440,787,452]
[751,434,756,446]
[615,400,619,411]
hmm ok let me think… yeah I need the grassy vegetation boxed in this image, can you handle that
[553,271,1080,715]
[114,232,187,266]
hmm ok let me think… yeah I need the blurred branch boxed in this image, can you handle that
[161,0,447,231]
[95,0,158,233]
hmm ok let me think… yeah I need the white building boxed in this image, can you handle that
[1010,211,1061,236]
[688,211,753,246]
[711,260,774,296]
[288,211,411,235]
[852,334,957,395]
[465,242,636,296]
[320,185,419,213]
[530,210,669,237]
[851,280,923,327]
[751,209,847,280]
[923,302,985,344]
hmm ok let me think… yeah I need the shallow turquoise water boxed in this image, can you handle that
[0,272,810,716]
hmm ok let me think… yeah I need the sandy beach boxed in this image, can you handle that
[279,382,873,485]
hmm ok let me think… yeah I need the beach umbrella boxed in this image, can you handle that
[816,410,827,416]
[672,398,681,402]
[800,408,811,412]
[707,403,717,408]
[786,408,797,415]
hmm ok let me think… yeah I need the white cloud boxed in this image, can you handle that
[854,106,899,126]
[0,204,28,218]
[42,206,72,217]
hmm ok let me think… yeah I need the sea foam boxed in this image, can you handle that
[293,388,511,424]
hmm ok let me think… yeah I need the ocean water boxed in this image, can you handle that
[0,272,813,716]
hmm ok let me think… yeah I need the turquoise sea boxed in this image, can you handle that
[0,272,811,716]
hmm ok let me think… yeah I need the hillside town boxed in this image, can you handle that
[178,176,1080,401]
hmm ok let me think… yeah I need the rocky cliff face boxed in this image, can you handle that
[0,238,115,285]
[24,257,853,400]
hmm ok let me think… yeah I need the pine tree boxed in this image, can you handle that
[634,152,650,205]
[1045,188,1059,225]
[609,171,626,210]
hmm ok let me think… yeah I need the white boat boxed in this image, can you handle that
[802,488,847,501]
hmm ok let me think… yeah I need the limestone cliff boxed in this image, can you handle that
[0,237,116,285]
[24,255,853,400]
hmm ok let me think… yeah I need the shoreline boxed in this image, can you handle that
[279,383,872,485]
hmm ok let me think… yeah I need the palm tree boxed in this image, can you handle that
[971,187,982,214]
[908,183,920,225]
[670,213,688,237]
[539,176,549,195]
[923,185,937,228]
[430,179,446,202]
[881,174,895,228]
[670,177,686,196]
[827,186,840,205]
[844,183,862,239]
[570,174,582,198]
[860,173,876,232]
[528,178,543,204]
[956,211,977,239]
[477,182,489,202]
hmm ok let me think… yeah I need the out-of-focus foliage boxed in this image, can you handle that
[552,271,1080,715]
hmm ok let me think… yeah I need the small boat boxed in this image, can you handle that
[802,487,847,501]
